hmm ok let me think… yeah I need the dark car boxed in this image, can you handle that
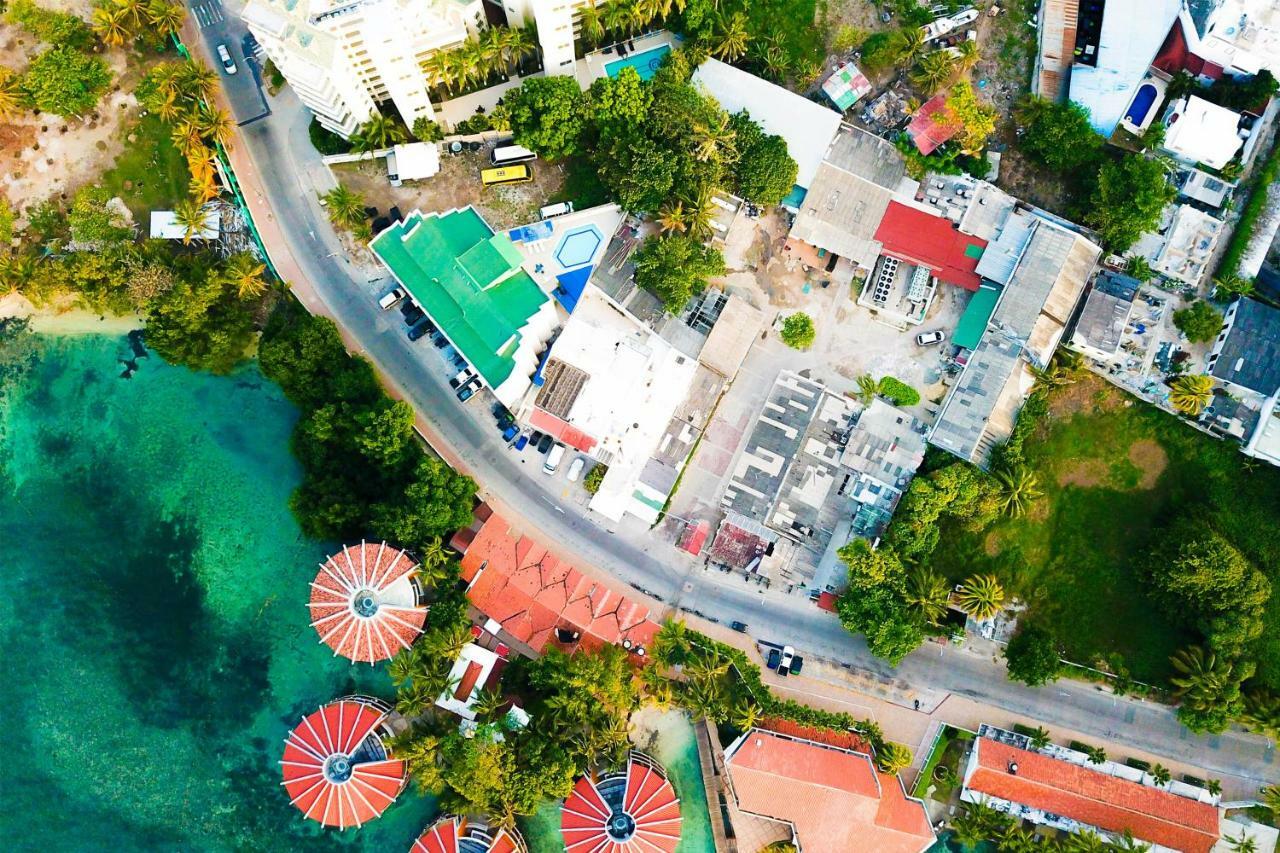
[402,305,424,326]
[789,655,804,675]
[432,331,448,348]
[457,383,477,402]
[730,621,748,633]
[501,424,519,442]
[407,321,431,341]
[390,205,404,222]
[766,648,781,670]
[536,433,554,454]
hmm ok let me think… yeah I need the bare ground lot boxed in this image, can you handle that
[332,148,566,231]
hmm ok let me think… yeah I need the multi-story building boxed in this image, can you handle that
[501,0,585,77]
[242,0,484,137]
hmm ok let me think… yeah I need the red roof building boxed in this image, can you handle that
[873,202,988,291]
[456,508,661,654]
[724,728,935,853]
[308,541,427,664]
[906,93,963,155]
[280,697,406,829]
[962,736,1220,853]
[561,752,682,853]
[1152,19,1224,81]
[410,816,526,853]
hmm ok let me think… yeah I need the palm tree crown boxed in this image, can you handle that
[955,573,1005,622]
[1169,374,1214,417]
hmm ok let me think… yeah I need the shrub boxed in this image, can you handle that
[632,235,724,312]
[1217,140,1280,279]
[779,312,815,349]
[307,118,352,155]
[20,46,111,117]
[583,463,607,494]
[877,376,920,407]
[4,0,92,48]
[1173,300,1224,344]
[412,117,444,142]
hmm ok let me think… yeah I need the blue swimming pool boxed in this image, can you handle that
[1125,83,1158,127]
[605,44,672,81]
[555,224,603,269]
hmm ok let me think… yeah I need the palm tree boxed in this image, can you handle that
[353,113,407,155]
[0,70,21,121]
[1169,645,1236,713]
[1263,784,1280,818]
[685,648,730,682]
[1126,254,1155,282]
[172,198,209,244]
[506,24,536,70]
[1149,763,1171,786]
[894,26,927,69]
[188,171,220,204]
[222,252,268,299]
[171,118,205,156]
[1062,832,1110,853]
[154,92,183,123]
[1084,744,1106,765]
[91,6,131,47]
[1029,361,1072,390]
[424,620,472,662]
[761,40,789,80]
[955,573,1005,622]
[1207,778,1222,797]
[177,59,219,104]
[1214,272,1255,298]
[1227,836,1259,853]
[652,618,692,666]
[1242,690,1280,739]
[732,700,761,732]
[994,464,1042,518]
[692,113,735,163]
[1169,374,1214,417]
[1111,830,1152,852]
[910,50,958,94]
[392,729,442,793]
[387,649,416,687]
[656,199,687,234]
[1027,726,1051,750]
[471,687,507,722]
[951,799,1012,849]
[713,12,749,61]
[905,566,949,625]
[320,183,367,232]
[954,39,981,74]
[424,50,461,95]
[682,186,717,241]
[146,0,185,36]
[195,104,234,149]
[574,4,604,48]
[998,827,1040,853]
[601,0,631,37]
[875,741,912,774]
[856,373,880,403]
[415,537,451,587]
[115,0,147,28]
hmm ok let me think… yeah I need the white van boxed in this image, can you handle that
[539,201,574,220]
[378,286,406,309]
[543,444,565,475]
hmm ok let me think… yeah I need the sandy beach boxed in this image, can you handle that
[0,292,143,336]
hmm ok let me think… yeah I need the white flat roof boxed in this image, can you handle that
[390,142,440,181]
[1164,96,1244,169]
[149,208,219,240]
[692,58,842,189]
[434,642,499,721]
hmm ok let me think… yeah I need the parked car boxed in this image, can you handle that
[777,645,795,675]
[916,330,945,346]
[766,647,781,669]
[730,620,748,633]
[449,368,476,389]
[536,433,554,454]
[403,305,424,326]
[407,321,431,341]
[512,433,529,452]
[378,286,406,310]
[216,44,237,74]
[789,655,804,675]
[501,424,519,442]
[543,443,565,474]
[567,456,586,483]
[431,331,448,348]
[457,379,479,402]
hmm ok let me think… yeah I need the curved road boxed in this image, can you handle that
[188,14,1277,791]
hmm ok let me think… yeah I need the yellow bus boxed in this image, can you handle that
[481,164,533,186]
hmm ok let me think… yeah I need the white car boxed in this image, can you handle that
[216,44,237,75]
[567,456,586,483]
[378,286,406,310]
[543,443,565,475]
[778,645,796,674]
[916,330,946,346]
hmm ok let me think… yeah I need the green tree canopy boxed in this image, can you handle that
[632,234,724,311]
[20,45,111,117]
[835,540,924,665]
[1014,97,1103,172]
[587,66,651,145]
[728,110,798,206]
[877,376,920,407]
[144,268,256,374]
[4,0,93,48]
[1004,624,1061,686]
[68,185,132,245]
[594,136,676,213]
[779,312,815,350]
[1087,154,1176,252]
[506,76,587,159]
[370,456,477,550]
[1173,300,1224,343]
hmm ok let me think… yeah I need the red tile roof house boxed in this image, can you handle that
[906,93,963,155]
[873,201,988,292]
[961,730,1221,852]
[451,505,662,657]
[724,727,936,853]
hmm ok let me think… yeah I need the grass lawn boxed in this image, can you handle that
[101,113,191,221]
[912,726,973,800]
[928,376,1280,687]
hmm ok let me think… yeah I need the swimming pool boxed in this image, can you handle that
[605,44,672,81]
[1125,83,1158,128]
[554,224,603,269]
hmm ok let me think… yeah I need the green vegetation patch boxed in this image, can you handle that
[101,113,192,218]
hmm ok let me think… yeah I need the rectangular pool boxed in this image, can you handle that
[604,44,672,81]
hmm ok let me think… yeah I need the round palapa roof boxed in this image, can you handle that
[309,541,427,664]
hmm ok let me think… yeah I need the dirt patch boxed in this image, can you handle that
[1127,439,1168,490]
[1058,459,1108,489]
[1047,376,1122,419]
[983,530,1004,557]
[332,147,565,231]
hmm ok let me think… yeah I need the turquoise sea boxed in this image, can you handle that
[0,334,437,852]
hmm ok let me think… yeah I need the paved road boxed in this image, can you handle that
[186,0,268,123]
[186,19,1279,791]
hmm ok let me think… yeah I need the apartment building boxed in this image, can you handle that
[502,0,584,76]
[242,0,484,136]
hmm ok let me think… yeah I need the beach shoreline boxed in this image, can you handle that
[0,292,143,336]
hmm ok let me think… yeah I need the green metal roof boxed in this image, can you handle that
[371,208,548,389]
[952,283,1002,351]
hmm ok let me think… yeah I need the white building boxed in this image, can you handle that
[1162,95,1247,170]
[501,0,586,77]
[1149,204,1225,287]
[522,287,698,523]
[1194,0,1280,76]
[435,642,501,720]
[242,0,484,137]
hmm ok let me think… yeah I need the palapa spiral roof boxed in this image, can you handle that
[410,816,526,853]
[561,753,682,853]
[280,697,406,829]
[309,541,427,664]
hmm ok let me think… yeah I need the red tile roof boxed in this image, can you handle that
[280,699,406,829]
[529,407,598,454]
[873,202,988,291]
[410,816,526,853]
[562,754,682,853]
[308,542,427,664]
[907,93,962,154]
[458,510,661,654]
[677,519,710,556]
[966,739,1220,853]
[726,729,934,853]
[1152,19,1223,80]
